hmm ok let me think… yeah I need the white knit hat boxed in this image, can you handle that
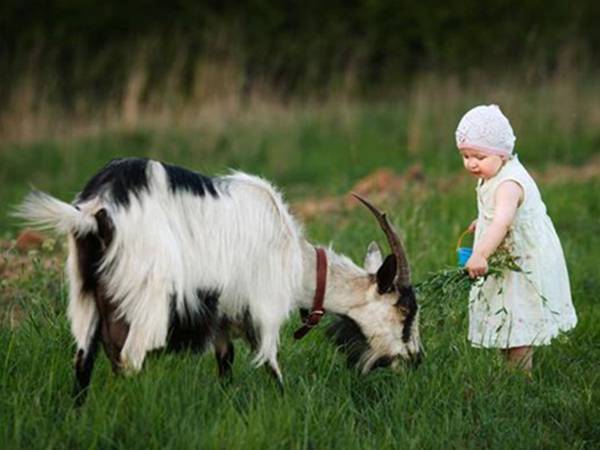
[455,104,516,156]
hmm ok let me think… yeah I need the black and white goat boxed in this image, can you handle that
[17,158,421,401]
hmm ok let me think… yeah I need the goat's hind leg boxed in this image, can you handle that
[214,319,235,380]
[67,234,102,406]
[70,294,102,406]
[72,318,101,407]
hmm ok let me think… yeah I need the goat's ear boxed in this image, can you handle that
[364,241,383,273]
[376,254,397,294]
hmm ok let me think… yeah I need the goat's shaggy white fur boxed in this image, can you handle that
[18,158,421,385]
[21,161,303,376]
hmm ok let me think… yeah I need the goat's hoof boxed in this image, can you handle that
[118,357,139,377]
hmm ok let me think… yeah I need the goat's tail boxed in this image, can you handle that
[14,190,98,235]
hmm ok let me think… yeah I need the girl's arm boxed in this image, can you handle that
[467,219,477,233]
[466,181,523,278]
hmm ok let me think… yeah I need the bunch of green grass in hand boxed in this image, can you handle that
[416,246,523,305]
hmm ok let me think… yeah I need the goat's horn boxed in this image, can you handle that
[351,192,411,287]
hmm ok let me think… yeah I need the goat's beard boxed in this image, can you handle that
[326,315,392,374]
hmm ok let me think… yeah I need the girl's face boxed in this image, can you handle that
[460,148,505,179]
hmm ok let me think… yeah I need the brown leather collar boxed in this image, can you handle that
[294,247,327,340]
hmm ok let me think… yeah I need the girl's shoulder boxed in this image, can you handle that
[478,155,542,209]
[494,155,537,190]
[495,155,547,214]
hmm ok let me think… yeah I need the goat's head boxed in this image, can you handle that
[328,194,422,374]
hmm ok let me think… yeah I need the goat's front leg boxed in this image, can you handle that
[252,315,284,390]
[100,313,130,373]
[119,325,153,374]
[264,362,284,393]
[94,288,131,374]
[118,290,170,374]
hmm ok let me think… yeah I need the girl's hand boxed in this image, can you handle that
[465,252,488,279]
[467,219,477,233]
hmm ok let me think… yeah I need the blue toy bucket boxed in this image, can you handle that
[456,229,473,267]
[457,247,473,267]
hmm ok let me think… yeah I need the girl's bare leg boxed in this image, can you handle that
[502,346,533,372]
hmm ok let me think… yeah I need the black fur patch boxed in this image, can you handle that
[327,315,369,368]
[376,254,397,294]
[167,289,220,352]
[161,162,218,198]
[398,286,418,343]
[78,158,149,207]
[94,208,114,248]
[75,233,103,294]
[327,315,391,371]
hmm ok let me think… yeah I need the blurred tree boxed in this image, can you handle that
[0,0,597,106]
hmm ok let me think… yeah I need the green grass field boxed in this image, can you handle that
[1,102,599,449]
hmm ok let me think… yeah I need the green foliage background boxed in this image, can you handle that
[2,0,600,106]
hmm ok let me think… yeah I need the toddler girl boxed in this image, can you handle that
[455,104,577,372]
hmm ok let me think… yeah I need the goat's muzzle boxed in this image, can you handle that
[390,350,423,372]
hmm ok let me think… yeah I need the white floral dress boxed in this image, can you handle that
[469,155,577,348]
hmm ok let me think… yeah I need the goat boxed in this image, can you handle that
[16,157,422,403]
